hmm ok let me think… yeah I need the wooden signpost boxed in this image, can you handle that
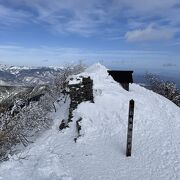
[126,99,135,157]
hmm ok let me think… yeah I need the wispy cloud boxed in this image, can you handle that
[0,0,180,38]
[163,63,176,67]
[0,4,31,26]
[125,25,174,42]
[168,40,180,46]
[0,44,179,69]
[21,0,110,36]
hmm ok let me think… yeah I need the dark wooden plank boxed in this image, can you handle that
[126,99,135,157]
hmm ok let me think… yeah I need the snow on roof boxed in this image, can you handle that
[68,77,82,85]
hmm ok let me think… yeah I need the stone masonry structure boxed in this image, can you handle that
[68,76,94,122]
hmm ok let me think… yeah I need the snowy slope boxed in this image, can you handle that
[0,63,180,180]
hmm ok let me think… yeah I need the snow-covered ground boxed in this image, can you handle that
[0,63,180,180]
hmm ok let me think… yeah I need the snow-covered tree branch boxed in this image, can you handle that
[145,73,180,107]
[0,63,85,162]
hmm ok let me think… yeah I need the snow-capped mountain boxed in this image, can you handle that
[0,64,63,86]
[0,64,180,180]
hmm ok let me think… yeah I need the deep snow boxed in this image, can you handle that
[0,63,180,180]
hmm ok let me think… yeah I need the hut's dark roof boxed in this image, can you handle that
[107,70,133,83]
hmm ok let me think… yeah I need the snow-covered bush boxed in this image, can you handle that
[0,98,52,161]
[145,73,180,107]
[0,63,85,162]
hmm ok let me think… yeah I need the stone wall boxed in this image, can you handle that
[68,76,94,122]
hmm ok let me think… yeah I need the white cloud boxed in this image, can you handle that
[0,0,180,37]
[125,25,174,42]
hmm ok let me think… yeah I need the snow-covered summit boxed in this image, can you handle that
[0,64,30,72]
[0,64,180,180]
[85,63,108,74]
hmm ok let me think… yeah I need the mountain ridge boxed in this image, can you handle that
[0,64,64,86]
[0,63,180,179]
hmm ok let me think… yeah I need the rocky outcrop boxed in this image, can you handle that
[68,76,94,122]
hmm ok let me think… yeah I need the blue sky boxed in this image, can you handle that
[0,0,180,71]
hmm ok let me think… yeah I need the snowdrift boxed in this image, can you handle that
[0,63,180,180]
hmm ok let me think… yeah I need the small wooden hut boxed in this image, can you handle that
[108,70,133,91]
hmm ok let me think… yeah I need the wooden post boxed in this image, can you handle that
[126,99,135,157]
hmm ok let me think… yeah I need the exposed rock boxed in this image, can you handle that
[59,119,69,130]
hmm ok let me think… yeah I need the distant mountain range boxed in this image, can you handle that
[0,64,63,86]
[1,64,179,88]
